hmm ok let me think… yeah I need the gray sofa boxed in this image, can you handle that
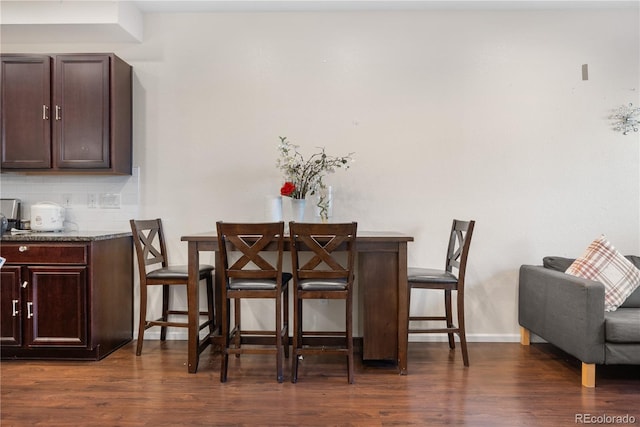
[518,256,640,387]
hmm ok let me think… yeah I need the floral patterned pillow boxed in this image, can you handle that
[566,235,640,312]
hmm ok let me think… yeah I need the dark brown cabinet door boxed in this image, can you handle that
[0,55,52,169]
[0,266,23,347]
[25,266,87,348]
[0,53,131,174]
[53,55,110,169]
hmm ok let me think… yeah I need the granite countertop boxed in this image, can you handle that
[0,230,132,242]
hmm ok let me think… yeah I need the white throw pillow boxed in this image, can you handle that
[566,235,640,312]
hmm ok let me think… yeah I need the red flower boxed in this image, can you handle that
[280,181,296,197]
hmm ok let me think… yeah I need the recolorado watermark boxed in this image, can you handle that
[575,413,637,424]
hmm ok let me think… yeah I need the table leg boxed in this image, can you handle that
[187,241,200,373]
[397,242,409,375]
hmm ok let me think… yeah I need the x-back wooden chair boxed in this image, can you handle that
[130,218,214,356]
[289,221,358,383]
[407,219,475,366]
[216,221,291,383]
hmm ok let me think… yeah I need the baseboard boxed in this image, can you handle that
[139,330,524,343]
[408,333,521,343]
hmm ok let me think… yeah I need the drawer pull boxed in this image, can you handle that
[55,105,62,121]
[22,281,28,289]
[19,245,28,252]
[27,302,33,319]
[12,300,19,316]
[42,105,49,120]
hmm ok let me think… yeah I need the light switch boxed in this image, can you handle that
[88,193,98,209]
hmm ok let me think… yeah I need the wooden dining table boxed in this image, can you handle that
[181,230,414,375]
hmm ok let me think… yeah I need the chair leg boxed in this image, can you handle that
[283,286,289,359]
[220,299,230,383]
[276,293,283,383]
[291,298,302,383]
[407,285,413,330]
[458,330,470,367]
[206,274,215,335]
[444,290,455,349]
[346,293,354,384]
[457,292,469,367]
[136,283,148,356]
[234,298,241,357]
[161,284,169,341]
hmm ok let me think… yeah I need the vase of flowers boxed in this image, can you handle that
[314,185,333,222]
[289,198,307,222]
[277,136,353,222]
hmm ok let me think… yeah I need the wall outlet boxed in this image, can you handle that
[99,193,121,209]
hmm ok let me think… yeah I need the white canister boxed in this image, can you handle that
[31,202,65,232]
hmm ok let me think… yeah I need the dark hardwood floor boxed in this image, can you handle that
[1,341,639,426]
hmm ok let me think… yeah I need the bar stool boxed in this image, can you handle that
[408,219,475,366]
[216,221,291,383]
[289,221,358,383]
[130,218,215,356]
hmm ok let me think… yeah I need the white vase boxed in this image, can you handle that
[264,195,283,221]
[290,198,306,223]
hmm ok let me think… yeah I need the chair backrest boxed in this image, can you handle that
[445,219,475,284]
[216,221,285,283]
[289,222,358,283]
[130,219,169,280]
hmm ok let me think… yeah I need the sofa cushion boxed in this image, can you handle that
[542,255,640,308]
[605,309,640,343]
[543,256,575,272]
[627,255,640,269]
[544,255,640,272]
[621,287,640,308]
[622,256,640,308]
[565,235,640,312]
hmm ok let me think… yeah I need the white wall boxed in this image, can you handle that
[2,7,639,341]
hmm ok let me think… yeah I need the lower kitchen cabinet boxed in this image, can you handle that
[0,234,133,360]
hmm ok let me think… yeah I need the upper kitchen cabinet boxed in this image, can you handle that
[0,53,132,175]
[0,55,51,169]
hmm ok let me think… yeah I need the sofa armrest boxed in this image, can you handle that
[518,265,605,364]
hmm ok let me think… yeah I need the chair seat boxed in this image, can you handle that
[147,264,214,280]
[299,278,348,291]
[408,267,458,284]
[229,273,293,290]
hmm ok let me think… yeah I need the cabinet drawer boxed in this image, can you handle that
[0,244,88,265]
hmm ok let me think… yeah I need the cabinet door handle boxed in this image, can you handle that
[42,105,49,120]
[19,245,28,252]
[22,281,28,289]
[55,105,62,121]
[27,302,33,319]
[12,300,19,316]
